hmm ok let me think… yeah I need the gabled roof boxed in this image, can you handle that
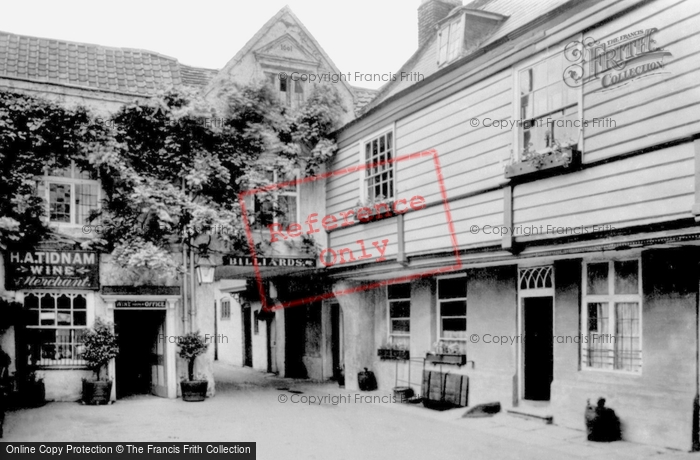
[0,30,217,95]
[204,6,356,99]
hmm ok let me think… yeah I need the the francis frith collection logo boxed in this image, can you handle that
[563,27,672,91]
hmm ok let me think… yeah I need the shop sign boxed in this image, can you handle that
[223,256,316,268]
[5,250,99,290]
[114,300,167,308]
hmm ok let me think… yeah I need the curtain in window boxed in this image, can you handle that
[615,302,640,371]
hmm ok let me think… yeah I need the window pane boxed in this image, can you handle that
[585,302,610,368]
[75,183,99,225]
[442,318,466,333]
[438,278,466,299]
[40,311,56,326]
[441,300,466,317]
[73,311,87,326]
[587,263,609,295]
[41,294,55,310]
[57,294,71,309]
[24,294,38,309]
[615,302,641,371]
[278,195,297,227]
[57,311,72,326]
[520,68,532,95]
[391,319,410,333]
[614,260,639,295]
[388,283,410,300]
[73,295,86,310]
[531,61,547,91]
[49,183,71,222]
[389,301,410,318]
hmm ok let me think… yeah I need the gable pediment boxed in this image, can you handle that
[253,34,320,71]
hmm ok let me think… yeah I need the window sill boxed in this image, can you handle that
[505,145,581,181]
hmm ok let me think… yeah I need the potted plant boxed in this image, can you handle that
[81,318,119,405]
[177,331,209,402]
[426,340,467,366]
[22,371,45,408]
[377,342,410,360]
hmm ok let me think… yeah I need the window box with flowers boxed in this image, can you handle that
[352,195,397,225]
[505,141,581,180]
[426,341,467,366]
[377,343,410,361]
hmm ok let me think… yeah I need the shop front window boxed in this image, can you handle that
[24,292,88,367]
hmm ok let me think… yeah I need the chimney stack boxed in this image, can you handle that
[418,0,462,48]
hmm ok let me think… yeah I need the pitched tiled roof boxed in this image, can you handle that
[350,86,378,115]
[179,64,219,89]
[0,30,218,95]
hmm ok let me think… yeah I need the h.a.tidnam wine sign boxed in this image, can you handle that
[5,250,99,290]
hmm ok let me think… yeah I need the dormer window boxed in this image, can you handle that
[437,15,465,66]
[436,8,507,68]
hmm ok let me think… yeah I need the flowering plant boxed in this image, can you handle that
[431,340,462,355]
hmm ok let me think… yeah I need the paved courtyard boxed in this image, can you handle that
[2,363,695,460]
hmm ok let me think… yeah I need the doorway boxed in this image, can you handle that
[330,302,342,380]
[522,297,553,401]
[284,305,307,378]
[267,315,278,374]
[114,310,165,398]
[242,305,253,367]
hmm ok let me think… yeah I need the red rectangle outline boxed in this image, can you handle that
[237,148,462,311]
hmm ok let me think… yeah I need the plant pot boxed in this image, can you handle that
[377,348,410,360]
[425,353,467,366]
[82,380,112,405]
[23,380,46,408]
[181,380,208,402]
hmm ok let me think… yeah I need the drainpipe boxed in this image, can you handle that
[694,263,700,451]
[189,245,196,332]
[181,178,188,330]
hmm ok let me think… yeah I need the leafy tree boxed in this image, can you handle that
[90,83,343,278]
[0,91,108,249]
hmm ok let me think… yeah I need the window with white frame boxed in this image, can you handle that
[515,43,580,157]
[362,129,394,202]
[388,283,410,348]
[254,170,298,229]
[437,15,465,66]
[24,292,88,367]
[266,73,305,110]
[582,259,642,373]
[37,161,100,225]
[221,299,231,320]
[437,276,467,353]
